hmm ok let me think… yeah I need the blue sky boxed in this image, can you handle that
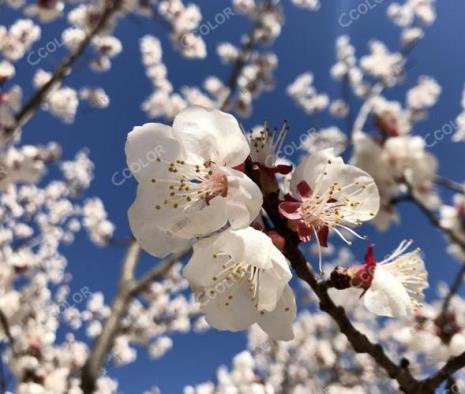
[2,0,465,392]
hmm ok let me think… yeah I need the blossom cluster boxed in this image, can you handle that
[3,0,465,392]
[126,105,429,341]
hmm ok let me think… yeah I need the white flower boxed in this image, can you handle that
[217,42,239,63]
[402,27,423,46]
[287,72,329,115]
[62,28,86,50]
[279,149,380,272]
[79,87,110,108]
[82,198,114,246]
[25,0,64,23]
[0,61,15,83]
[127,106,263,257]
[360,41,403,84]
[0,19,41,61]
[291,0,320,11]
[441,193,465,225]
[329,99,349,118]
[372,96,411,136]
[351,241,428,317]
[453,84,465,142]
[149,336,173,359]
[92,36,122,58]
[351,134,439,230]
[233,0,256,15]
[47,87,79,123]
[183,227,296,340]
[302,127,347,156]
[407,76,441,114]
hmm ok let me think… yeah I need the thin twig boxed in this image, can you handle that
[435,175,465,195]
[403,182,465,253]
[442,264,465,316]
[394,182,465,315]
[0,354,6,394]
[220,0,275,111]
[0,310,14,350]
[129,247,190,296]
[418,352,465,392]
[4,0,122,138]
[350,82,384,143]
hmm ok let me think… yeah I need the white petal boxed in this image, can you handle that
[334,164,380,222]
[257,249,291,311]
[125,123,184,183]
[258,285,296,341]
[128,201,189,257]
[363,266,412,317]
[449,334,465,357]
[222,167,263,230]
[129,183,188,234]
[383,251,428,309]
[202,280,257,332]
[290,148,343,197]
[131,182,227,240]
[170,196,230,238]
[221,228,273,270]
[172,106,249,166]
[182,236,219,288]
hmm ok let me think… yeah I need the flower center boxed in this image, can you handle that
[248,121,288,167]
[203,172,228,204]
[209,252,262,304]
[151,160,229,210]
[299,182,344,231]
[300,199,328,230]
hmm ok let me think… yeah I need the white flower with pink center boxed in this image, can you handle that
[350,241,429,317]
[126,106,263,257]
[279,148,380,272]
[25,0,64,23]
[183,227,296,340]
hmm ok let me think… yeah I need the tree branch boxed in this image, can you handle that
[220,0,275,111]
[0,310,14,350]
[248,153,465,392]
[350,82,384,143]
[441,264,465,316]
[81,240,189,393]
[81,240,140,394]
[4,0,122,139]
[129,247,190,296]
[418,352,465,392]
[284,237,421,392]
[255,181,423,392]
[435,175,465,195]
